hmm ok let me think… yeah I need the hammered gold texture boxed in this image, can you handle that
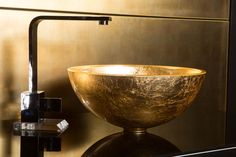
[68,65,205,130]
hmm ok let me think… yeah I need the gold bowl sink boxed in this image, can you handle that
[68,65,206,133]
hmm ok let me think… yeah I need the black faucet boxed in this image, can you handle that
[21,16,111,123]
[13,15,111,157]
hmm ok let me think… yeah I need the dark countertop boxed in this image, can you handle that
[0,112,229,157]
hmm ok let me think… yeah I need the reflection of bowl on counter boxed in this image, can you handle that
[68,65,206,133]
[82,132,181,157]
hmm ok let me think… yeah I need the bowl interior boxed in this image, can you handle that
[68,65,206,77]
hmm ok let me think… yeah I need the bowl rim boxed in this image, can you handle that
[67,64,206,77]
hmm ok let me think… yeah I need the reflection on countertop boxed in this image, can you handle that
[0,112,227,157]
[82,132,180,157]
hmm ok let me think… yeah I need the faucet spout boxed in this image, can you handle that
[99,19,111,25]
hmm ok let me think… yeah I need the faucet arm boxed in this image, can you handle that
[28,16,111,92]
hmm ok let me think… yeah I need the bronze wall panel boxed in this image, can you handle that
[0,0,229,19]
[0,8,228,156]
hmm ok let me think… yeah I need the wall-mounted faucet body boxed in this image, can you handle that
[14,15,111,157]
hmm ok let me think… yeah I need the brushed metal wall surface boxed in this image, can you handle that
[0,0,229,156]
[0,0,229,19]
[0,8,228,157]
